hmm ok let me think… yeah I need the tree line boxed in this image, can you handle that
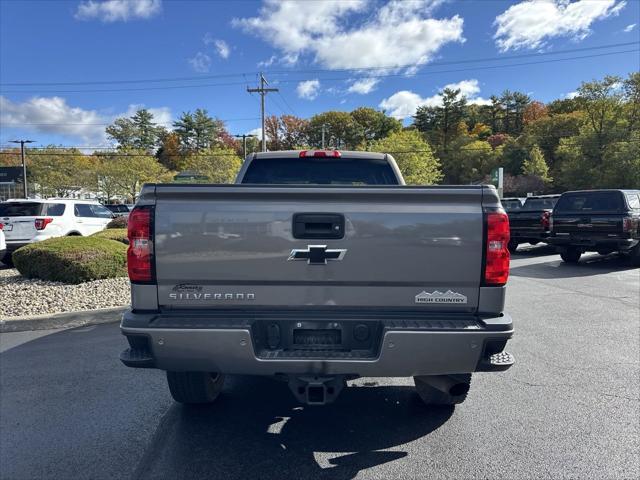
[0,72,637,200]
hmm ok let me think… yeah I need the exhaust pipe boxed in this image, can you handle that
[418,375,470,397]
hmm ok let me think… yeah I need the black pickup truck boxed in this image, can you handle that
[505,195,559,252]
[549,189,640,265]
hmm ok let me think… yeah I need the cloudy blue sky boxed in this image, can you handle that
[0,0,638,147]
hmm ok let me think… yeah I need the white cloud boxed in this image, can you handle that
[0,96,171,145]
[213,39,230,59]
[204,33,231,59]
[494,0,626,52]
[565,91,579,99]
[347,78,380,94]
[234,0,464,71]
[188,52,211,73]
[296,79,320,100]
[75,0,162,22]
[379,79,490,119]
[624,23,636,33]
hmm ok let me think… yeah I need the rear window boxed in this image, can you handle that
[0,202,44,216]
[555,192,625,213]
[502,200,521,211]
[0,202,65,217]
[522,197,558,211]
[241,157,399,185]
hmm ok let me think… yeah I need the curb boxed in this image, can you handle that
[0,306,127,333]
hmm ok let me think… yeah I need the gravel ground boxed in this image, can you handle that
[0,268,130,319]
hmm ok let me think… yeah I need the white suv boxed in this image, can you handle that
[0,199,114,265]
[0,225,6,263]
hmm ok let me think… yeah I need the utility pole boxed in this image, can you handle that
[234,134,257,159]
[247,73,278,152]
[321,124,326,149]
[9,139,35,198]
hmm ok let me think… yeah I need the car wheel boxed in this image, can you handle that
[508,239,519,253]
[1,251,13,267]
[166,371,225,404]
[560,248,581,264]
[629,244,640,267]
[414,374,471,406]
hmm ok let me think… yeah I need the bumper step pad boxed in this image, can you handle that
[478,351,515,372]
[120,348,155,368]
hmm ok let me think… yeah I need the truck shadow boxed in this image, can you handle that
[134,375,453,480]
[510,253,637,279]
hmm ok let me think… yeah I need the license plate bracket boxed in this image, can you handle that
[293,329,342,349]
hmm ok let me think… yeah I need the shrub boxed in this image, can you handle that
[92,228,129,245]
[13,236,127,284]
[107,215,128,229]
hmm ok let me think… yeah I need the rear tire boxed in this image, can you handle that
[560,248,581,264]
[414,374,471,406]
[166,371,225,404]
[629,244,640,267]
[508,239,519,253]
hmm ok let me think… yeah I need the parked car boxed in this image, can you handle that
[549,189,640,265]
[0,199,115,265]
[120,150,514,408]
[105,204,131,218]
[0,223,6,264]
[507,195,560,252]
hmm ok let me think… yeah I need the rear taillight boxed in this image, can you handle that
[127,207,154,283]
[622,216,634,233]
[484,210,510,286]
[0,223,3,230]
[34,217,53,230]
[541,211,551,230]
[299,150,341,158]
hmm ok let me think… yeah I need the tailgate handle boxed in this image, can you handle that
[293,213,345,239]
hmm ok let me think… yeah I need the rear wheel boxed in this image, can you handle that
[560,248,581,264]
[166,371,225,404]
[629,243,640,267]
[414,374,471,406]
[507,239,519,253]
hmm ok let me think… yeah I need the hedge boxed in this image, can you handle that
[107,215,128,229]
[92,228,129,245]
[13,236,127,284]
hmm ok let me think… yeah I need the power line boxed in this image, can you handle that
[1,138,637,156]
[247,73,279,152]
[0,117,260,127]
[3,48,636,95]
[2,41,636,87]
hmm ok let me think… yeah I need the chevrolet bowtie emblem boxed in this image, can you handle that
[288,245,347,265]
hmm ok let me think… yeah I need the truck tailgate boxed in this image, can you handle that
[153,186,485,312]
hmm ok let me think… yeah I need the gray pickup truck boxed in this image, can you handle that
[121,150,514,407]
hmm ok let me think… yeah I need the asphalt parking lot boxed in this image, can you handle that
[1,246,638,480]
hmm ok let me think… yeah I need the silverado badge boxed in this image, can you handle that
[415,290,467,304]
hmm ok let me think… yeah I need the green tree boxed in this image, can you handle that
[349,107,401,148]
[522,145,551,183]
[106,109,165,150]
[369,130,442,185]
[95,150,172,201]
[180,148,242,183]
[307,111,357,149]
[173,109,227,151]
[28,148,98,197]
[452,140,499,184]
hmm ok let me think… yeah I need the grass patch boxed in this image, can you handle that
[13,236,127,284]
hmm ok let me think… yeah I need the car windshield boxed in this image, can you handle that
[522,198,558,211]
[241,157,399,185]
[555,192,624,213]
